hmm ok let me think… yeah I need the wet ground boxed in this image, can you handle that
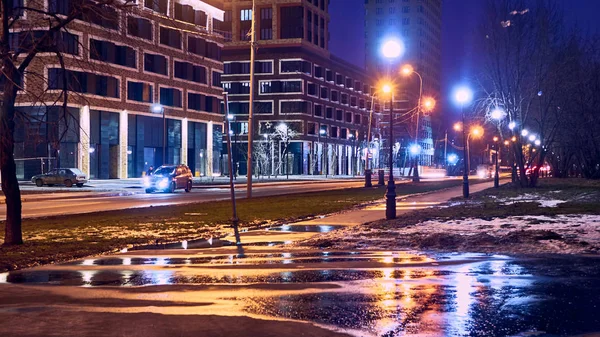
[1,248,600,337]
[2,183,598,336]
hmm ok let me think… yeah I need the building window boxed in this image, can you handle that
[160,26,182,49]
[144,0,168,15]
[403,18,410,25]
[254,101,273,114]
[314,104,322,117]
[326,107,333,119]
[175,2,206,26]
[314,65,323,78]
[336,109,343,121]
[160,87,182,108]
[49,1,119,29]
[127,81,153,103]
[281,101,309,114]
[403,6,410,13]
[376,8,383,15]
[354,114,361,124]
[341,93,348,105]
[260,7,273,40]
[188,93,204,111]
[260,80,302,94]
[241,9,252,21]
[127,17,153,40]
[48,68,119,98]
[174,61,207,84]
[320,87,328,99]
[307,83,317,96]
[212,71,221,87]
[345,112,352,123]
[144,53,168,75]
[307,122,316,135]
[280,60,311,74]
[9,30,79,55]
[257,61,272,73]
[331,90,338,102]
[90,39,136,68]
[280,6,303,39]
[326,69,333,82]
[188,36,220,61]
[224,82,250,95]
[350,96,357,107]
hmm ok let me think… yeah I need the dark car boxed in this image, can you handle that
[143,164,193,193]
[31,168,88,187]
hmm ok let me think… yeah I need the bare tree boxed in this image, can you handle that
[475,0,574,187]
[0,0,135,245]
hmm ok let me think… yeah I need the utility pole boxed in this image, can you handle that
[223,93,242,248]
[246,0,257,198]
[444,129,448,168]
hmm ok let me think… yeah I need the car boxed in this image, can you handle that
[143,164,193,193]
[31,168,88,187]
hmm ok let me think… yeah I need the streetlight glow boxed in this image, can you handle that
[534,139,541,146]
[422,97,436,112]
[491,108,505,120]
[382,83,392,93]
[447,154,458,165]
[504,140,510,146]
[409,144,421,155]
[508,121,516,130]
[521,129,529,137]
[528,134,536,142]
[151,103,163,114]
[453,122,462,132]
[400,64,414,76]
[453,86,473,105]
[493,136,499,142]
[471,126,483,137]
[381,39,404,59]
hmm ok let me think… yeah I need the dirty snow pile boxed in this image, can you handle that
[306,214,600,255]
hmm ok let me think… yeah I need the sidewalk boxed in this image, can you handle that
[222,180,499,245]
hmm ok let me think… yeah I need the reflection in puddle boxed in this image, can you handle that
[267,225,343,233]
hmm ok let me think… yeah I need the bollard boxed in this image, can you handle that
[364,169,372,187]
[378,169,385,186]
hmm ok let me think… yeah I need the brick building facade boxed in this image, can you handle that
[10,0,225,180]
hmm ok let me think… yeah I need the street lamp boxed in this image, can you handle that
[383,81,396,219]
[508,121,516,130]
[365,93,378,187]
[453,86,473,198]
[279,123,290,179]
[400,63,425,182]
[381,39,404,59]
[320,128,328,177]
[521,129,529,137]
[151,104,166,166]
[492,136,500,188]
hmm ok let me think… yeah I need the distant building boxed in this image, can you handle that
[10,0,225,180]
[364,0,442,167]
[219,0,379,176]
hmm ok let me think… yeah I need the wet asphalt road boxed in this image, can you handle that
[2,249,600,337]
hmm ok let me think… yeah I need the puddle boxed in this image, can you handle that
[267,225,344,233]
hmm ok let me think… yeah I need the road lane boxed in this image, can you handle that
[0,180,370,220]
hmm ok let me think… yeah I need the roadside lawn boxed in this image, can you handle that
[304,178,600,255]
[0,179,469,272]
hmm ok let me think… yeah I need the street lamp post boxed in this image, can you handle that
[401,65,423,182]
[493,136,500,188]
[383,84,396,219]
[365,94,378,187]
[151,104,166,165]
[380,38,404,219]
[454,87,473,198]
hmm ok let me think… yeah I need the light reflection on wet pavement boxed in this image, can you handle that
[2,250,600,336]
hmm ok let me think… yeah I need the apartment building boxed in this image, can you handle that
[10,0,225,180]
[364,0,442,167]
[219,0,379,176]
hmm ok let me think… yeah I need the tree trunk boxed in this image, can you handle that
[513,142,529,187]
[0,67,23,245]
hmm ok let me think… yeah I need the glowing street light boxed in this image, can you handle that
[471,126,483,138]
[528,134,536,142]
[453,122,462,132]
[493,136,499,142]
[490,108,505,120]
[400,64,414,76]
[521,129,529,137]
[381,39,404,59]
[454,86,473,105]
[508,121,516,130]
[447,154,458,165]
[409,144,421,155]
[422,97,436,112]
[534,139,541,146]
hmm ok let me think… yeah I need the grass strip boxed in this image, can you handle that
[0,179,469,271]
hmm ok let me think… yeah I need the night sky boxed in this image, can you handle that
[329,0,600,118]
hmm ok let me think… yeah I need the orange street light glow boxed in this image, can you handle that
[453,122,462,131]
[422,97,436,112]
[493,136,499,142]
[382,83,392,93]
[401,64,414,76]
[471,126,483,137]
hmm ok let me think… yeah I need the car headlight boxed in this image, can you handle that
[158,178,169,189]
[143,177,151,187]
